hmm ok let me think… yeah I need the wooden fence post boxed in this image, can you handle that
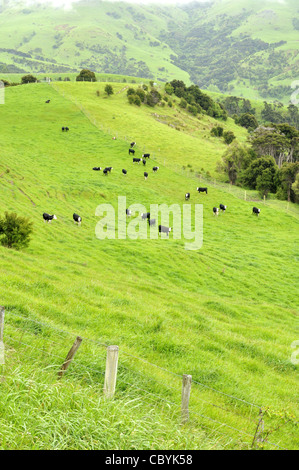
[58,336,82,379]
[0,306,5,365]
[104,345,119,398]
[181,374,192,424]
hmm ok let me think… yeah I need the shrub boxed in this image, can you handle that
[104,84,114,96]
[223,131,236,145]
[0,212,33,250]
[76,69,96,82]
[21,74,37,84]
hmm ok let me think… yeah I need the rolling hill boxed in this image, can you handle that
[0,80,298,449]
[0,0,298,102]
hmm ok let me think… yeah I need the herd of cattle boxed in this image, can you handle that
[42,111,261,233]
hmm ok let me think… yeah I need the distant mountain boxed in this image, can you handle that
[0,0,298,102]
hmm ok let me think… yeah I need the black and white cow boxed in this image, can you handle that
[197,187,208,194]
[73,213,82,225]
[122,169,127,175]
[62,127,69,132]
[142,153,150,159]
[153,166,159,172]
[159,225,171,236]
[45,100,50,103]
[103,169,108,175]
[185,193,190,201]
[220,204,227,212]
[130,141,136,148]
[213,207,219,216]
[253,207,260,216]
[144,172,148,180]
[129,148,135,155]
[93,167,102,171]
[104,167,113,172]
[143,159,146,166]
[43,213,57,223]
[148,219,156,226]
[141,212,150,220]
[126,209,132,217]
[133,158,142,164]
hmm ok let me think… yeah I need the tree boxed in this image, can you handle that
[76,69,96,82]
[105,84,114,96]
[223,131,236,145]
[21,74,37,84]
[237,113,258,130]
[242,156,278,190]
[217,142,252,185]
[211,126,223,137]
[0,212,33,250]
[277,162,299,202]
[292,173,299,203]
[256,168,275,198]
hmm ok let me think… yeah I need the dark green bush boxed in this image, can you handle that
[0,212,33,250]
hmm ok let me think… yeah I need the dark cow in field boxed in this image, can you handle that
[159,225,171,236]
[122,169,127,175]
[62,127,69,132]
[130,142,136,148]
[93,167,102,171]
[43,213,57,223]
[45,100,50,103]
[129,148,135,155]
[220,204,227,212]
[104,167,113,173]
[153,166,159,172]
[142,153,150,159]
[143,159,146,166]
[185,193,190,201]
[133,158,142,164]
[141,212,150,220]
[213,207,219,216]
[144,172,148,180]
[73,213,82,225]
[126,209,132,217]
[103,169,108,175]
[148,219,156,226]
[253,207,260,216]
[197,187,208,194]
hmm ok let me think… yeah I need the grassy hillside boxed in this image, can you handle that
[0,82,298,450]
[0,0,298,102]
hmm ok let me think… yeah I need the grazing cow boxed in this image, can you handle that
[142,153,150,159]
[144,172,148,180]
[73,213,82,225]
[220,204,227,212]
[43,213,57,223]
[159,225,171,236]
[153,166,159,172]
[62,127,65,132]
[130,142,136,148]
[141,212,150,220]
[103,169,108,175]
[65,127,69,132]
[126,209,132,217]
[148,219,156,226]
[197,187,208,194]
[213,207,219,216]
[143,159,146,166]
[62,127,69,132]
[93,167,102,171]
[133,158,142,164]
[104,167,113,172]
[45,100,50,103]
[129,148,135,155]
[122,169,127,175]
[253,207,260,216]
[185,193,190,201]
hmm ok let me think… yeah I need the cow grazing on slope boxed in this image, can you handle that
[148,219,156,226]
[129,148,135,155]
[253,207,260,216]
[143,159,146,166]
[185,193,190,201]
[159,225,171,236]
[93,167,102,171]
[141,212,150,220]
[126,209,132,217]
[220,204,227,212]
[73,213,82,225]
[133,158,142,164]
[144,172,148,180]
[142,153,150,159]
[197,187,208,194]
[130,142,136,148]
[153,166,159,172]
[45,100,50,103]
[43,213,57,223]
[213,207,219,216]
[122,169,127,175]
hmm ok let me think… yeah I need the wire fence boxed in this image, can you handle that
[0,308,291,450]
